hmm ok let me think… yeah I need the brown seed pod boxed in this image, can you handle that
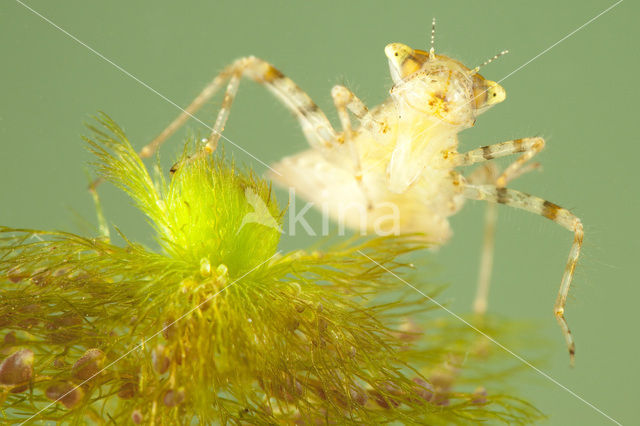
[7,266,25,283]
[371,382,403,409]
[411,377,434,403]
[9,384,29,393]
[0,348,34,386]
[349,384,368,406]
[163,388,186,407]
[118,382,137,399]
[287,317,300,332]
[3,331,17,346]
[72,348,105,381]
[59,314,83,327]
[162,318,177,340]
[45,382,85,409]
[294,300,306,313]
[131,409,143,424]
[152,345,170,374]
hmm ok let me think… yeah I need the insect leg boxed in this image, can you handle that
[466,164,499,315]
[459,138,545,314]
[140,56,338,159]
[331,85,373,209]
[456,137,545,187]
[167,72,242,173]
[139,66,233,158]
[463,183,583,365]
[329,85,389,135]
[466,159,540,314]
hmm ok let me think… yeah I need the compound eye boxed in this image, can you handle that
[385,43,422,82]
[485,80,506,105]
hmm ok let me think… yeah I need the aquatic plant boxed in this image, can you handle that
[0,114,541,424]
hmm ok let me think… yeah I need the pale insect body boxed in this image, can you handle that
[274,46,507,244]
[140,24,583,364]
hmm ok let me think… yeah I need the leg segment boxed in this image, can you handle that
[466,164,499,315]
[167,72,242,174]
[466,162,539,315]
[461,140,544,314]
[329,85,389,135]
[455,137,545,187]
[205,72,241,154]
[140,56,338,159]
[331,85,373,209]
[463,183,583,364]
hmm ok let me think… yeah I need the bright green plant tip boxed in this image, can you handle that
[86,113,281,275]
[0,114,543,424]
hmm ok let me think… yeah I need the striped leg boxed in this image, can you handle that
[140,56,338,159]
[460,139,544,314]
[463,183,583,365]
[456,137,545,187]
[331,85,373,209]
[466,160,541,315]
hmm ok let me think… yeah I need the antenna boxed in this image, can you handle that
[429,17,436,58]
[470,50,509,75]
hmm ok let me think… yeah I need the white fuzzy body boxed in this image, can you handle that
[270,52,484,244]
[271,99,467,244]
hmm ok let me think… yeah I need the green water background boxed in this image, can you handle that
[1,1,636,424]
